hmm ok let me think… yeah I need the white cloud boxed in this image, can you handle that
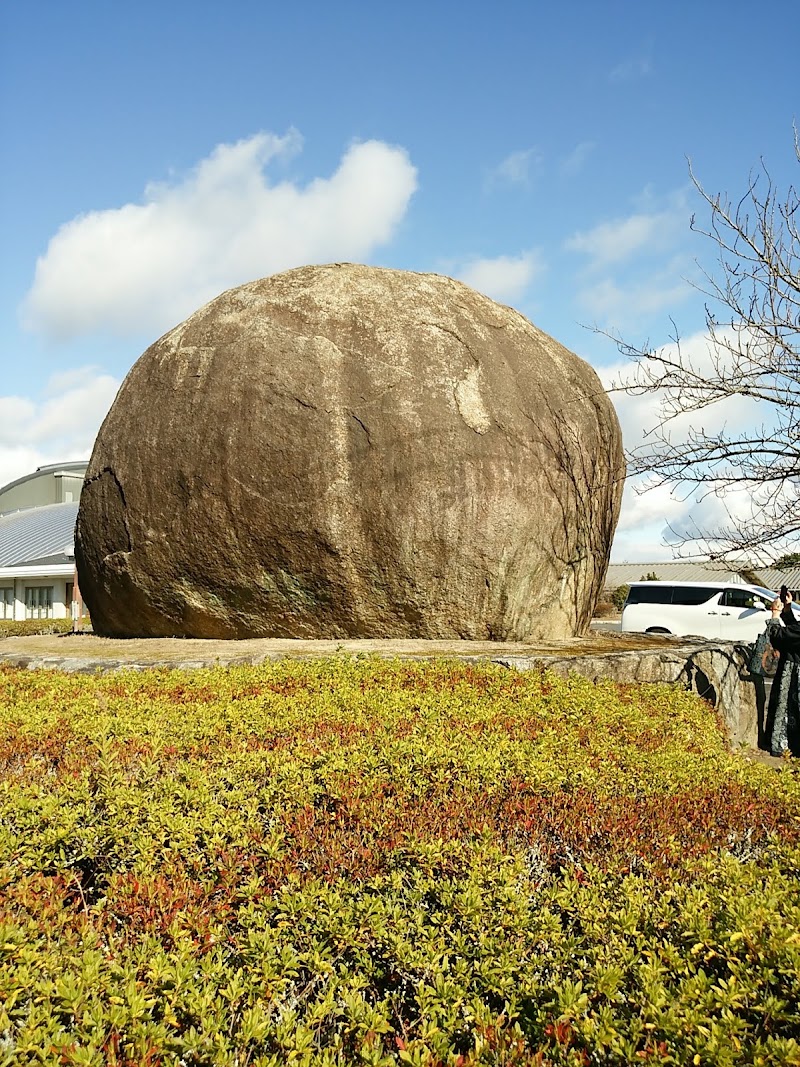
[577,265,693,322]
[614,480,686,534]
[487,148,542,187]
[0,367,119,489]
[566,193,694,328]
[609,478,764,564]
[599,328,767,452]
[456,250,544,304]
[609,480,688,563]
[609,474,765,562]
[22,132,418,342]
[609,56,652,83]
[565,206,685,271]
[560,140,596,177]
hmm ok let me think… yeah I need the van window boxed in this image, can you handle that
[671,586,723,605]
[721,589,771,610]
[625,585,673,605]
[722,589,755,609]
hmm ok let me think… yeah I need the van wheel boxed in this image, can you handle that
[645,627,671,634]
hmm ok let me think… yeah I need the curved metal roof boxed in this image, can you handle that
[0,501,78,567]
[0,460,87,500]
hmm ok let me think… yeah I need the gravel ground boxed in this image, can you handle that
[0,628,678,667]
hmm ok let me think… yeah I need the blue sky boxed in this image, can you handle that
[1,0,798,560]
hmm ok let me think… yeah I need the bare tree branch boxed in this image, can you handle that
[597,129,800,562]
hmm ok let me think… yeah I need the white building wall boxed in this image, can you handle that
[53,577,69,619]
[19,578,69,620]
[0,571,75,621]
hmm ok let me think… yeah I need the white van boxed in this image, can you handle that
[620,581,780,641]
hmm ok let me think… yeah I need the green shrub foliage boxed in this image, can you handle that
[1,659,799,1065]
[0,618,91,638]
[0,618,73,637]
[610,585,630,612]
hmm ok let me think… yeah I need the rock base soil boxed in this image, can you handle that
[1,629,679,665]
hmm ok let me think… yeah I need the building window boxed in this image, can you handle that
[0,588,13,620]
[66,582,74,606]
[25,586,53,620]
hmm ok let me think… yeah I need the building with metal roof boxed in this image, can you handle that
[0,464,86,622]
[0,501,78,567]
[756,568,800,598]
[604,561,752,588]
[0,460,86,516]
[604,562,800,601]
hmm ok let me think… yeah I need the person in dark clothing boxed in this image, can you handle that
[749,605,782,748]
[766,591,800,757]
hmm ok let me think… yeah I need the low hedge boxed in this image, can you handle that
[1,659,799,1065]
[0,618,91,638]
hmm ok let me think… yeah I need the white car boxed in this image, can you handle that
[620,581,796,641]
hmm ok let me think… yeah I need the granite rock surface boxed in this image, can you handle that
[76,264,625,639]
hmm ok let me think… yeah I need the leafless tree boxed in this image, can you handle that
[604,130,800,562]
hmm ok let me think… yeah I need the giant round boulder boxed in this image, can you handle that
[76,263,625,640]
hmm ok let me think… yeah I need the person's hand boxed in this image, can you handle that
[772,597,783,617]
